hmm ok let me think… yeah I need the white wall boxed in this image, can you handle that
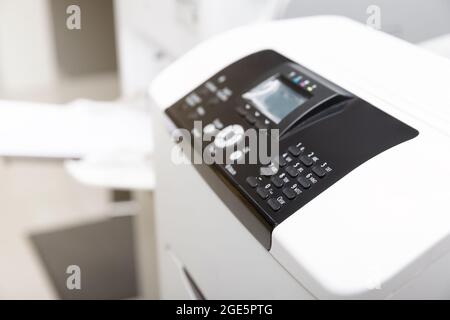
[284,0,450,43]
[0,0,58,94]
[113,0,289,95]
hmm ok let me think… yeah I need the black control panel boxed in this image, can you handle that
[165,50,418,249]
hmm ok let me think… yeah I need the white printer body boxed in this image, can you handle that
[149,16,450,299]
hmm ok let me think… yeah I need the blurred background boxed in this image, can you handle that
[0,0,449,299]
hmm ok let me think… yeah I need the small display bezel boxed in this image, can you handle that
[240,64,338,136]
[242,75,312,124]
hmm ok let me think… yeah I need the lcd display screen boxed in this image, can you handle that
[243,77,308,123]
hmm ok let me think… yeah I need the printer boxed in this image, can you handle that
[149,16,450,299]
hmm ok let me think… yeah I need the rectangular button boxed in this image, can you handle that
[297,176,311,189]
[285,166,299,177]
[246,176,258,188]
[312,166,327,178]
[288,145,302,157]
[256,186,269,199]
[205,81,217,92]
[299,155,313,167]
[267,198,281,211]
[270,176,284,188]
[217,91,228,101]
[282,187,296,200]
[277,157,287,167]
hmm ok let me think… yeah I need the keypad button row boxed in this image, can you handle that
[246,163,328,211]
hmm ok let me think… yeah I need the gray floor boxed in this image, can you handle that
[0,158,110,299]
[30,215,137,300]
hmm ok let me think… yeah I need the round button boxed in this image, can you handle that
[214,125,244,149]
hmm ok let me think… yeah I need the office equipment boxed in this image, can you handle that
[150,16,450,299]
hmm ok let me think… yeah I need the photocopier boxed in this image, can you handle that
[149,16,450,299]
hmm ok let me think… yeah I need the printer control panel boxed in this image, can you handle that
[165,50,418,247]
[244,141,332,212]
